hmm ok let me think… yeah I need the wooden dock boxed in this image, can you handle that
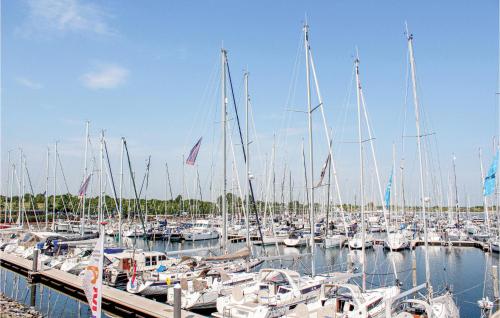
[0,252,203,318]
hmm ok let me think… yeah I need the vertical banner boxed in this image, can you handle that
[82,226,104,318]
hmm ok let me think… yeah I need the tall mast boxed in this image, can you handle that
[304,23,315,276]
[165,164,168,217]
[326,134,332,237]
[479,148,490,233]
[245,71,251,247]
[5,151,11,224]
[452,154,459,226]
[9,162,14,223]
[391,143,396,222]
[45,147,49,229]
[82,121,89,235]
[272,136,276,231]
[166,163,173,210]
[19,149,23,227]
[52,142,58,230]
[118,137,124,245]
[355,57,366,292]
[221,48,228,251]
[99,131,104,227]
[407,31,432,297]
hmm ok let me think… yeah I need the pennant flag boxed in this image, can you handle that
[384,169,393,210]
[82,227,104,318]
[186,137,202,165]
[316,154,331,187]
[78,174,92,197]
[484,151,499,196]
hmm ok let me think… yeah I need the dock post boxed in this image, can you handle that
[28,249,40,283]
[173,283,181,318]
[32,249,39,272]
[412,251,417,288]
[29,283,37,307]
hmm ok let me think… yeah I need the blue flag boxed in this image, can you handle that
[484,151,499,196]
[384,169,393,209]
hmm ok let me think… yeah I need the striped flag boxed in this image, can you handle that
[78,175,92,197]
[186,137,202,165]
[316,154,331,187]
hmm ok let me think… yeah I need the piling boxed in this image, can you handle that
[28,249,40,283]
[412,251,417,288]
[173,283,181,318]
[30,283,37,307]
[32,249,39,272]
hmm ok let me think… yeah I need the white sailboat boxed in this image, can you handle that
[392,26,459,318]
[384,231,409,251]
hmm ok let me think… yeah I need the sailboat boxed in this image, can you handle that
[392,27,459,318]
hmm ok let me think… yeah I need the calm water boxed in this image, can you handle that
[1,237,498,317]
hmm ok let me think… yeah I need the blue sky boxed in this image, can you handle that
[2,0,499,206]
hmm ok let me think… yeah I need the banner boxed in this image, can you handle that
[82,227,104,318]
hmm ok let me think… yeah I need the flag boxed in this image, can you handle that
[384,169,393,210]
[186,137,202,165]
[130,261,137,286]
[316,154,331,187]
[82,227,104,318]
[78,175,92,197]
[484,151,499,196]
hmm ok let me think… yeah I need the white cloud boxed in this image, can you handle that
[20,0,114,37]
[16,77,43,89]
[81,64,129,89]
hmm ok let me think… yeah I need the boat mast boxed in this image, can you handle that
[479,148,490,233]
[5,151,11,224]
[355,57,366,292]
[391,143,396,222]
[407,30,432,298]
[452,154,459,226]
[245,71,251,247]
[9,162,14,224]
[45,148,49,229]
[99,131,104,228]
[221,48,228,251]
[19,148,23,227]
[52,142,57,230]
[304,23,315,276]
[119,137,124,245]
[326,134,332,237]
[82,121,89,235]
